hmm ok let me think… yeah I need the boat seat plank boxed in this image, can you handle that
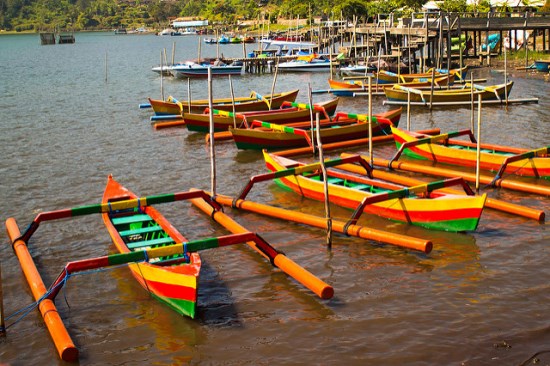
[127,236,175,250]
[350,184,371,191]
[119,225,163,237]
[111,214,153,226]
[327,177,344,185]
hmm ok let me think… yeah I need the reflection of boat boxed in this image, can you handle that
[102,175,201,318]
[384,81,513,104]
[184,98,339,133]
[148,89,299,115]
[169,61,242,78]
[263,152,487,232]
[534,60,550,72]
[390,127,550,179]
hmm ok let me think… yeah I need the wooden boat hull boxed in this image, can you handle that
[534,60,550,72]
[263,152,486,232]
[184,98,339,133]
[102,176,201,318]
[148,89,299,115]
[391,127,550,179]
[376,66,467,84]
[231,109,401,150]
[328,74,454,91]
[384,81,513,103]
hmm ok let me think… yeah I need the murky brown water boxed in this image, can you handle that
[0,33,549,365]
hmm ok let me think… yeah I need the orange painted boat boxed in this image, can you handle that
[184,98,339,133]
[263,151,487,232]
[391,127,550,179]
[102,175,201,318]
[230,109,400,150]
[148,89,299,115]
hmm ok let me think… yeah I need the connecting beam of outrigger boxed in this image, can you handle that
[388,129,476,167]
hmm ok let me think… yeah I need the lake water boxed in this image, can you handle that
[0,32,549,365]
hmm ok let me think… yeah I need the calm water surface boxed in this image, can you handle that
[0,33,549,365]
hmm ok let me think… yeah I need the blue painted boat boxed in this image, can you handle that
[534,60,550,72]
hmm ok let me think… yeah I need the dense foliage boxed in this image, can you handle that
[0,0,545,32]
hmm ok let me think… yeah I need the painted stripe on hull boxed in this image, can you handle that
[275,177,483,231]
[393,130,550,178]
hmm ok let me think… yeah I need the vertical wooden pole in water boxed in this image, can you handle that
[476,94,482,193]
[315,110,332,248]
[172,41,176,65]
[201,36,202,64]
[504,45,508,108]
[187,78,191,113]
[208,68,216,196]
[269,58,279,110]
[104,51,108,82]
[429,67,435,110]
[407,90,411,131]
[470,72,475,131]
[160,50,164,101]
[229,75,237,128]
[308,84,315,155]
[368,76,373,166]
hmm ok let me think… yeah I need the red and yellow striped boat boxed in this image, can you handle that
[263,151,487,232]
[102,175,201,318]
[391,127,550,179]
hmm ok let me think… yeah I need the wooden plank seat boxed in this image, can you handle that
[111,214,153,226]
[118,225,163,237]
[127,236,175,250]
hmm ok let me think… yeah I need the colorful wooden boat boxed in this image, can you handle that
[184,98,339,133]
[328,74,455,97]
[384,81,513,104]
[102,175,201,317]
[375,66,467,84]
[148,89,299,115]
[263,151,487,232]
[230,109,401,150]
[390,127,550,180]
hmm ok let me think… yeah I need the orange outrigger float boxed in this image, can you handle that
[5,177,332,361]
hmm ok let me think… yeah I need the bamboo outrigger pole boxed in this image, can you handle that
[5,218,78,362]
[190,191,335,298]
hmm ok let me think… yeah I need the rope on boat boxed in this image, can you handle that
[3,263,132,330]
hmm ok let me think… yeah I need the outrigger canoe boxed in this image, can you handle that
[263,151,487,232]
[328,74,455,97]
[102,175,201,317]
[230,109,401,151]
[384,81,513,104]
[148,89,299,115]
[376,66,468,84]
[184,98,339,133]
[390,127,550,180]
